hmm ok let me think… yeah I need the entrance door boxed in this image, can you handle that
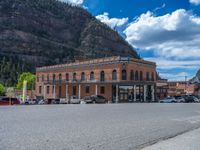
[119,86,134,102]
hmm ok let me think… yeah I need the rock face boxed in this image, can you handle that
[0,0,139,86]
[190,69,200,83]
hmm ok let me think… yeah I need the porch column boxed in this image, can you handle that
[116,84,119,103]
[95,84,98,95]
[134,85,136,102]
[151,85,155,102]
[78,84,81,99]
[43,85,46,100]
[144,85,147,102]
[53,84,56,99]
[66,84,69,100]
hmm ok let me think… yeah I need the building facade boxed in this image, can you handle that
[35,56,157,103]
[156,79,168,100]
[168,81,195,96]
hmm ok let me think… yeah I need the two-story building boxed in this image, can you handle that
[35,56,157,103]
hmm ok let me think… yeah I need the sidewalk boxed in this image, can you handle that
[142,128,200,150]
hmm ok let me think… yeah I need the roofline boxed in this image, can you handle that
[36,56,156,72]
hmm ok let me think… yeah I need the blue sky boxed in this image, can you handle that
[61,0,200,81]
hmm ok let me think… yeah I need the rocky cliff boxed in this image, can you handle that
[0,0,139,86]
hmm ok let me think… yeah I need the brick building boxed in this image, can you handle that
[156,79,168,100]
[35,56,157,103]
[168,81,195,96]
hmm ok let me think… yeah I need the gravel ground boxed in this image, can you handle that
[1,103,200,150]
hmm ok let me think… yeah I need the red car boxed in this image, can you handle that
[0,97,20,105]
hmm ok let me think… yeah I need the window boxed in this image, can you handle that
[86,86,90,93]
[47,74,50,82]
[90,71,94,80]
[130,70,134,80]
[81,72,85,81]
[47,86,50,94]
[122,69,127,80]
[151,72,154,81]
[112,70,117,80]
[73,73,76,81]
[53,74,56,83]
[66,73,69,81]
[39,86,42,94]
[42,75,44,81]
[146,72,150,81]
[135,71,139,81]
[59,74,62,83]
[140,71,143,81]
[100,71,105,82]
[100,86,105,94]
[37,76,39,82]
[73,86,76,95]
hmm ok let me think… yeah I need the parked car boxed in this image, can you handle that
[52,99,60,104]
[60,98,68,104]
[38,100,46,105]
[175,96,185,103]
[70,96,81,104]
[184,96,199,103]
[159,97,177,103]
[24,99,38,105]
[90,95,107,103]
[0,97,20,105]
[83,96,93,103]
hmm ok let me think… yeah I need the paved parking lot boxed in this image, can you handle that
[1,104,200,150]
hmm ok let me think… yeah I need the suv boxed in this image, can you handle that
[90,95,107,103]
[184,96,199,103]
[0,97,20,105]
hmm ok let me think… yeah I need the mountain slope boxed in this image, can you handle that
[0,0,139,86]
[190,69,200,83]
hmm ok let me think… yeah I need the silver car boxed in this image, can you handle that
[70,96,81,104]
[159,97,177,103]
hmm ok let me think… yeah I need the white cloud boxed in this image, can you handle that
[96,12,128,29]
[159,72,192,81]
[146,57,200,70]
[190,0,200,5]
[59,0,84,5]
[124,9,200,60]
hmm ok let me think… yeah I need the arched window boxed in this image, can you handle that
[122,69,127,80]
[112,70,117,80]
[66,73,69,81]
[47,74,50,82]
[100,71,105,82]
[73,73,76,81]
[53,74,56,83]
[146,72,150,81]
[135,71,138,81]
[151,72,154,81]
[59,73,62,83]
[130,70,134,80]
[81,72,85,81]
[90,71,94,80]
[140,71,143,81]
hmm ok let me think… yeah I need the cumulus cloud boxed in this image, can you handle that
[96,12,128,29]
[146,57,200,70]
[190,0,200,5]
[59,0,84,5]
[124,9,200,59]
[159,72,192,81]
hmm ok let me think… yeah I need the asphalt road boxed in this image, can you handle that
[1,104,200,150]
